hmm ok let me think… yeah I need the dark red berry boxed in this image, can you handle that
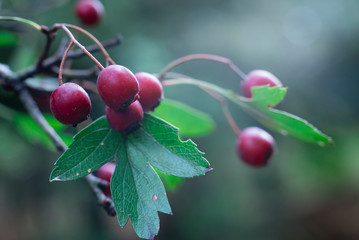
[50,82,91,125]
[241,70,282,98]
[236,127,275,167]
[94,162,115,197]
[106,100,143,134]
[135,72,163,112]
[97,65,139,110]
[75,0,104,26]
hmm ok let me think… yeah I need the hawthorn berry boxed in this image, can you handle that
[75,0,104,26]
[50,82,91,125]
[106,100,144,134]
[94,162,116,197]
[97,65,139,110]
[135,72,163,112]
[236,127,275,167]
[241,70,282,98]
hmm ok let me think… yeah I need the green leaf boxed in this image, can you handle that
[13,113,73,149]
[50,114,210,239]
[244,86,333,145]
[156,170,184,192]
[153,98,215,137]
[164,78,333,145]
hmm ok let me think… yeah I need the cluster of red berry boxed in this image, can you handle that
[50,65,162,133]
[236,70,282,168]
[98,65,163,134]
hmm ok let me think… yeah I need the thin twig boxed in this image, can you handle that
[36,27,57,71]
[60,25,104,70]
[12,36,121,83]
[16,85,67,152]
[56,23,116,65]
[51,66,99,80]
[86,174,116,216]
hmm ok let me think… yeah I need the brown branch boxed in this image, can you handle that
[13,77,116,217]
[13,35,122,83]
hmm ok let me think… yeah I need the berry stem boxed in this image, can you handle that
[0,16,42,31]
[200,87,241,136]
[162,77,249,103]
[158,54,247,81]
[58,41,74,86]
[164,73,241,136]
[60,25,104,70]
[55,23,116,66]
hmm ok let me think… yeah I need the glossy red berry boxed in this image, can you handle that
[95,162,116,197]
[50,83,91,125]
[106,100,143,134]
[236,127,275,167]
[135,72,163,112]
[241,70,282,98]
[97,65,139,110]
[75,0,104,26]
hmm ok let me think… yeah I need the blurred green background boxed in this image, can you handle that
[1,0,359,239]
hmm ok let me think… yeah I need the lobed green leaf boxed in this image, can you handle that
[50,114,210,239]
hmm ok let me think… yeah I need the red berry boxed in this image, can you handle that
[50,83,91,125]
[97,65,139,110]
[106,100,143,134]
[135,72,163,112]
[241,70,282,98]
[236,127,275,167]
[95,162,116,197]
[75,0,104,26]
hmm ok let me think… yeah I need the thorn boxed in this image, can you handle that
[149,233,156,240]
[205,166,213,173]
[170,212,173,216]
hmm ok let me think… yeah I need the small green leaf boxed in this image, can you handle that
[13,113,73,150]
[153,98,215,137]
[245,86,333,145]
[50,114,210,239]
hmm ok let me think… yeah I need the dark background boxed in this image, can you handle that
[1,0,359,239]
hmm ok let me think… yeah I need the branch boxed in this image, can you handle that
[13,35,122,83]
[15,82,116,216]
[16,84,67,152]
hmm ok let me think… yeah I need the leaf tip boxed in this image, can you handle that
[318,136,334,146]
[205,166,213,173]
[49,176,61,182]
